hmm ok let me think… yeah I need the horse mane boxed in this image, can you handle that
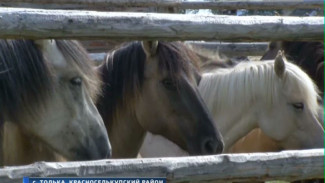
[200,60,319,115]
[0,40,99,122]
[55,40,100,100]
[97,41,199,120]
[0,40,52,121]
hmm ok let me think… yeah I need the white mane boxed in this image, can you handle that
[199,60,320,115]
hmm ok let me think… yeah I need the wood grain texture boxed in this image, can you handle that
[0,149,323,183]
[0,8,322,41]
[88,42,269,63]
[187,42,269,56]
[0,0,323,10]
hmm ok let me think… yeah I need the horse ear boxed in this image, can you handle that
[142,41,158,57]
[34,39,67,67]
[274,50,286,78]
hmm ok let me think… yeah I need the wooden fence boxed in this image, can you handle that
[1,0,323,10]
[0,1,323,182]
[88,42,269,63]
[0,8,323,41]
[0,149,323,183]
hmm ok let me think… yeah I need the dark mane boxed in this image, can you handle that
[0,40,52,121]
[157,41,199,77]
[97,41,199,120]
[261,41,324,94]
[281,41,324,79]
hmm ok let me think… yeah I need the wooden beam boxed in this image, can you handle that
[0,8,322,41]
[0,0,323,10]
[0,149,323,183]
[87,42,269,62]
[187,42,269,56]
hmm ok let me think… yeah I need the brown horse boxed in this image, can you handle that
[0,40,111,166]
[96,41,224,158]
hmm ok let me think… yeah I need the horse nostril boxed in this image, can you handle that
[202,138,216,154]
[202,138,224,155]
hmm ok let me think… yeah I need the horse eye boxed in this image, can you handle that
[292,102,304,111]
[162,78,176,90]
[70,77,82,86]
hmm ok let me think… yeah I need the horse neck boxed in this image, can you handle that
[97,63,146,158]
[2,122,62,166]
[218,110,258,152]
[107,110,146,158]
[206,99,258,151]
[199,73,260,151]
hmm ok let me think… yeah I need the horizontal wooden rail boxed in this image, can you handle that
[187,42,268,56]
[0,149,323,183]
[0,8,322,41]
[0,0,323,10]
[88,42,269,62]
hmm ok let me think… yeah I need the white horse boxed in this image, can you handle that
[140,51,324,157]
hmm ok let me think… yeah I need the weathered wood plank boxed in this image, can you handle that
[0,149,323,183]
[88,42,269,63]
[0,8,322,41]
[0,0,323,10]
[187,42,269,56]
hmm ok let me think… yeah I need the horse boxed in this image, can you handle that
[228,41,325,154]
[139,51,324,157]
[96,41,224,158]
[0,39,111,165]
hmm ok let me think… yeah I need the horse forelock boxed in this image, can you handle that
[283,61,320,114]
[200,61,319,114]
[0,40,52,122]
[157,41,200,79]
[55,40,100,101]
